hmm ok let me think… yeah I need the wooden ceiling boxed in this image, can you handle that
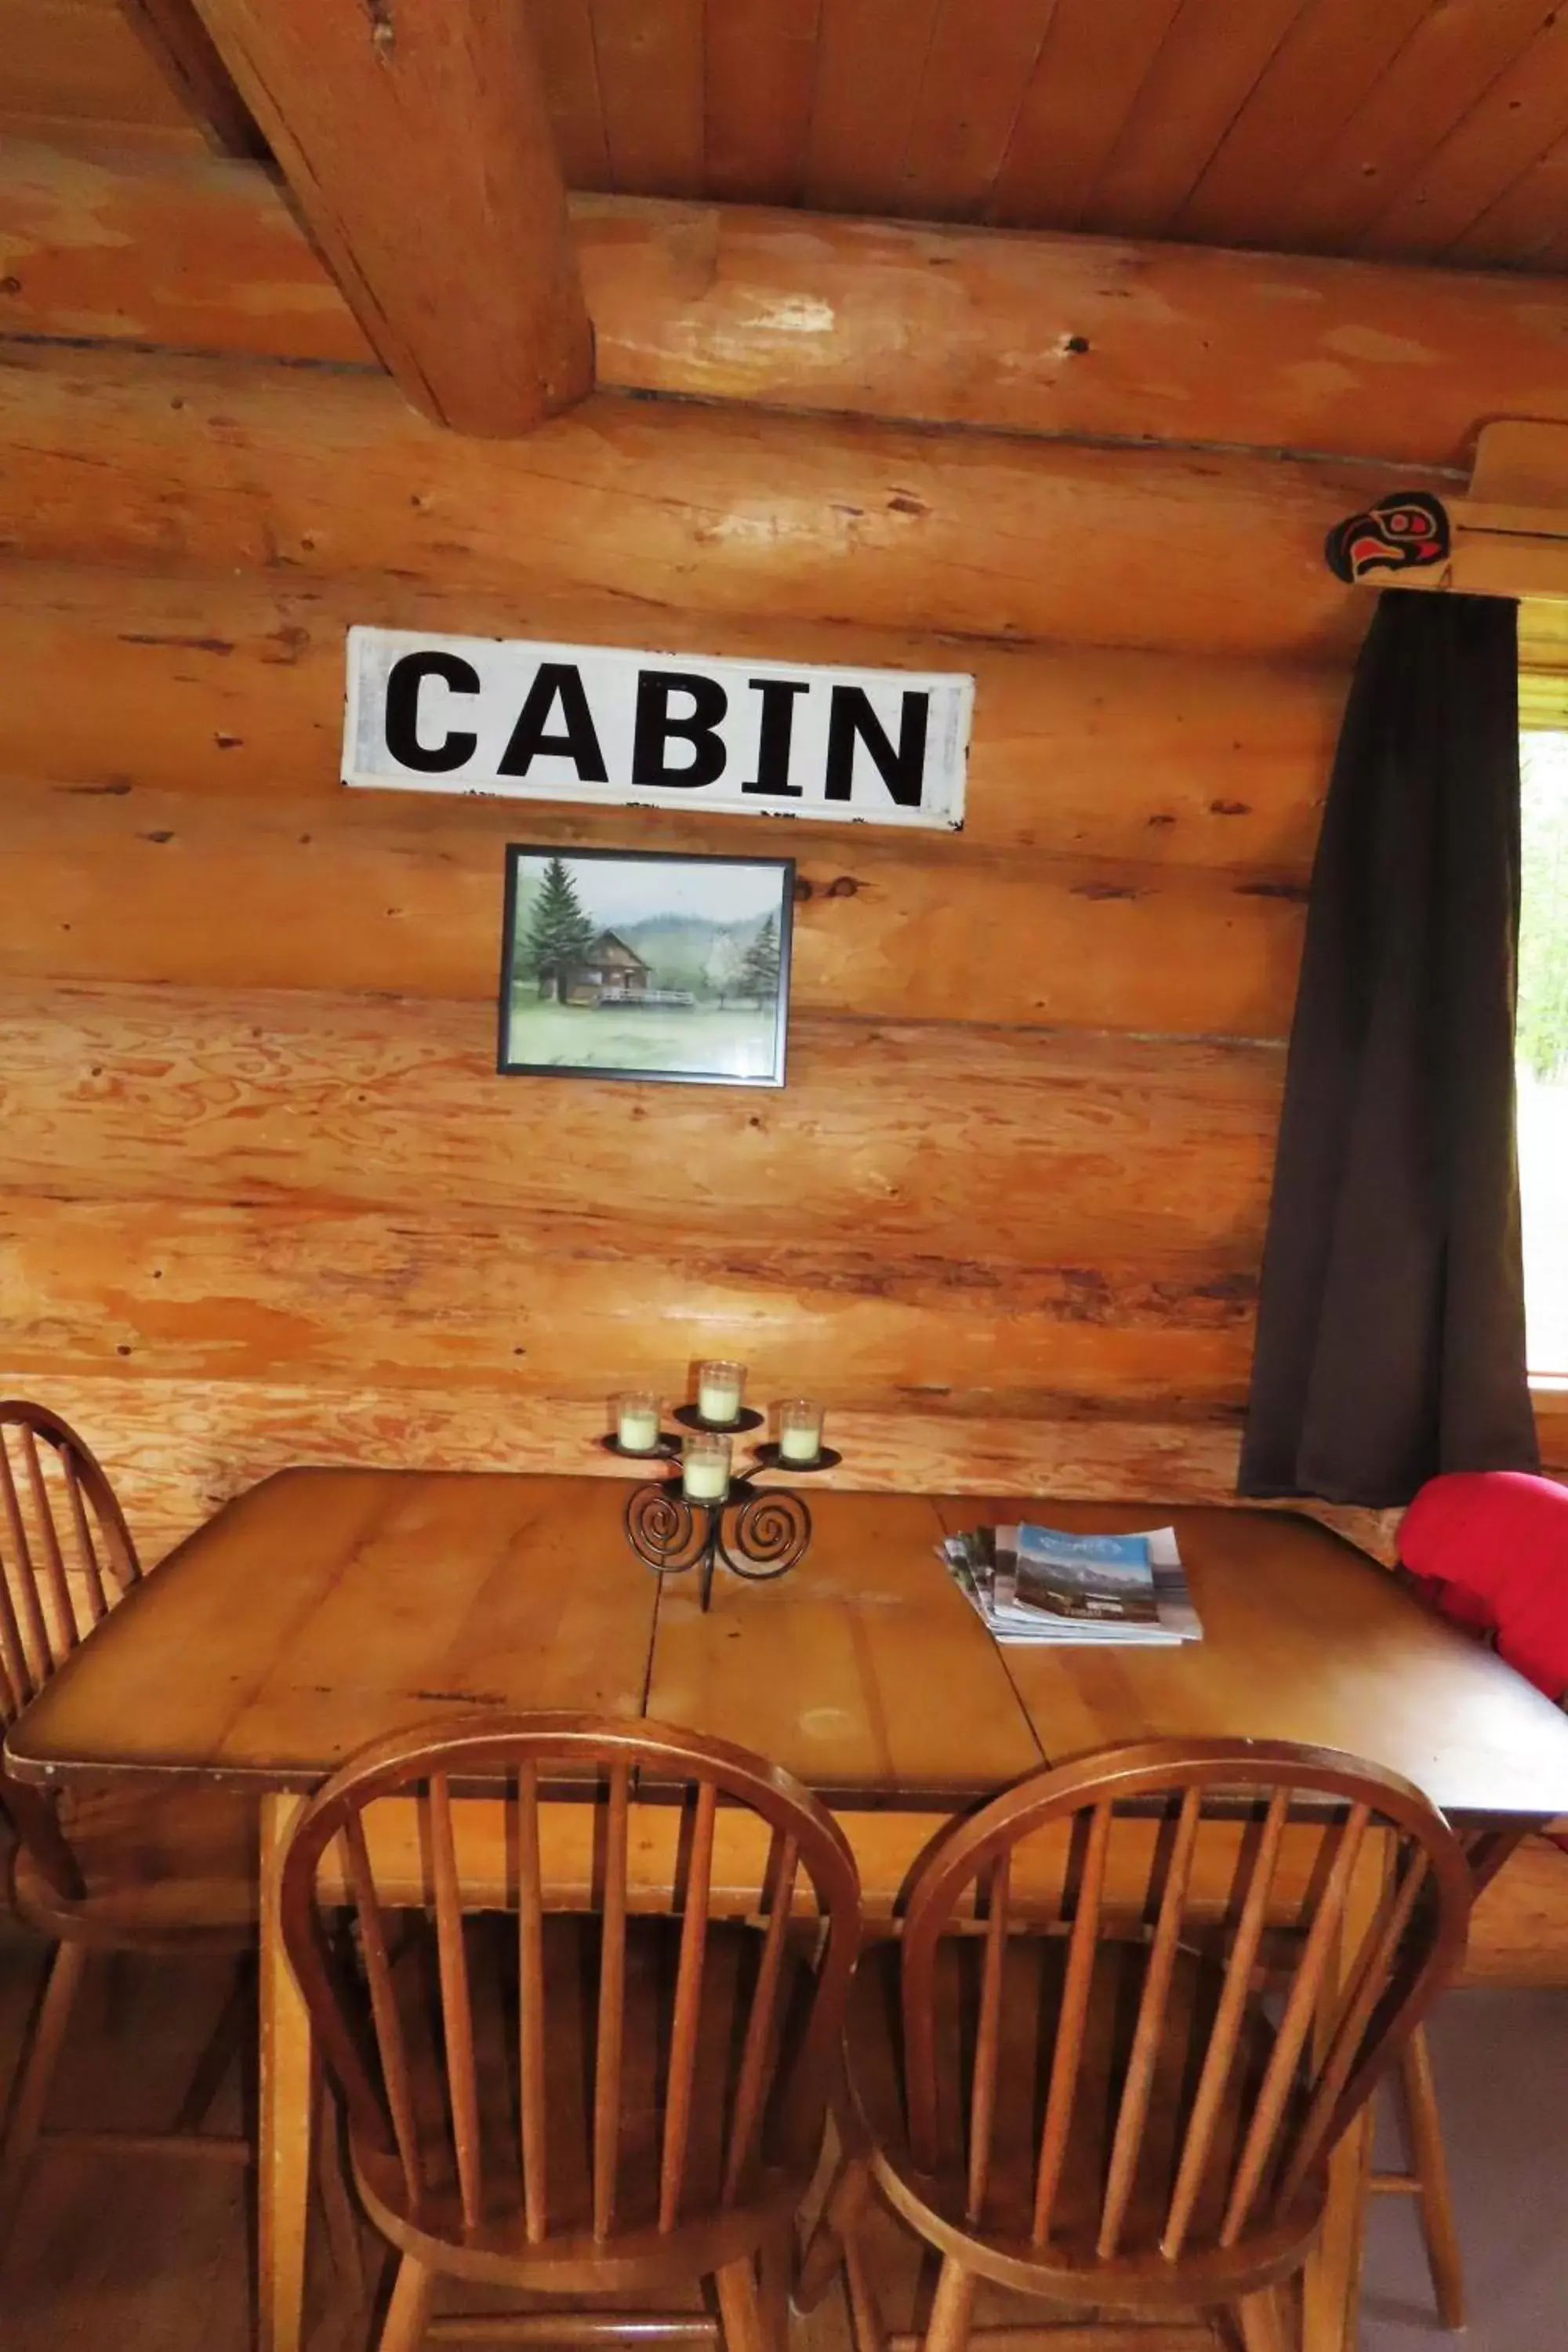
[9,0,1568,275]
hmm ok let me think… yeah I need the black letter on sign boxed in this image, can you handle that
[383,650,480,773]
[824,685,930,808]
[632,670,728,788]
[741,678,808,797]
[498,662,608,781]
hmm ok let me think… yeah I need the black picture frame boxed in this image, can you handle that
[497,844,795,1089]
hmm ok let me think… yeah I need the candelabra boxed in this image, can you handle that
[602,1388,840,1612]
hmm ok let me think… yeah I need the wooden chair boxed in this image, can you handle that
[0,1400,260,2249]
[278,1710,865,2352]
[799,1737,1472,2352]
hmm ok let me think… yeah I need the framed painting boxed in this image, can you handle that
[498,845,794,1088]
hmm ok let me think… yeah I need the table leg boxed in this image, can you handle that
[259,1791,312,2352]
[1301,2102,1372,2352]
[1300,1831,1383,2352]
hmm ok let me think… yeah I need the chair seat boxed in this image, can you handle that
[6,1784,258,1951]
[349,1910,817,2291]
[842,1933,1327,2310]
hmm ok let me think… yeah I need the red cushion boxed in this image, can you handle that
[1399,1471,1568,1704]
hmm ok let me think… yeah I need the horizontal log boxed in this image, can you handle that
[0,559,1345,869]
[0,779,1307,1038]
[0,339,1396,660]
[574,198,1568,474]
[0,137,363,357]
[2,140,1563,468]
[0,12,205,150]
[0,1192,1257,1406]
[1461,1833,1568,1987]
[16,1370,1253,1568]
[0,980,1283,1260]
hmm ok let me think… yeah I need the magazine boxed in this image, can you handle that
[1015,1526,1162,1624]
[940,1522,1201,1646]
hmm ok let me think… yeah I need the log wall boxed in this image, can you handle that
[0,160,1562,1559]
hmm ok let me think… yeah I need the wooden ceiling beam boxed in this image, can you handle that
[121,0,265,158]
[182,0,593,434]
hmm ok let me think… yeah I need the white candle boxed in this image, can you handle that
[683,1450,731,1501]
[695,1360,745,1425]
[780,1402,827,1458]
[617,1403,660,1454]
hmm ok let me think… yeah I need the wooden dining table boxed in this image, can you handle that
[9,1467,1568,2352]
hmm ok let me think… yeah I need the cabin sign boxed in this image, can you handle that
[343,626,972,831]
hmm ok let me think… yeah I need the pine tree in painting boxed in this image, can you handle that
[526,855,596,1002]
[737,913,781,1005]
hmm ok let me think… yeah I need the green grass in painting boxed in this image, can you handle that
[506,993,777,1080]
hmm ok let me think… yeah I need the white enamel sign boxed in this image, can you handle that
[343,626,972,831]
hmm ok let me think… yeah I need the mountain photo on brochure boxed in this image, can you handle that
[1013,1526,1161,1626]
[938,1523,1200,1647]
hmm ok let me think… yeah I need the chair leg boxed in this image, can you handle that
[716,2254,771,2352]
[841,2221,888,2352]
[921,2257,975,2352]
[0,1939,89,2254]
[1234,2286,1289,2352]
[1399,2024,1465,2329]
[759,2227,792,2352]
[171,1954,253,2132]
[376,2253,434,2352]
[795,2149,872,2313]
[315,2078,367,2299]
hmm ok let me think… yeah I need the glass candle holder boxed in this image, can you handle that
[775,1398,826,1465]
[612,1391,662,1455]
[695,1359,746,1426]
[682,1430,732,1502]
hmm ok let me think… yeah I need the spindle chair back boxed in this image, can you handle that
[0,1400,141,1900]
[0,1401,264,2263]
[0,1400,140,1726]
[279,1711,862,2342]
[823,1737,1470,2349]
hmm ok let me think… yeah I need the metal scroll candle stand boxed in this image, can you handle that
[602,1381,840,1612]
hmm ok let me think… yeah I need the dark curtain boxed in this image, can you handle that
[1238,590,1540,1506]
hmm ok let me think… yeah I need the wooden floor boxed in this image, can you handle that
[0,1918,265,2351]
[3,1915,1566,2351]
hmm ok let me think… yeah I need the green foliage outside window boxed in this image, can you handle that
[1519,734,1568,1083]
[1518,731,1568,1377]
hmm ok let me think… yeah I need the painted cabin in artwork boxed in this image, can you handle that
[563,931,652,1008]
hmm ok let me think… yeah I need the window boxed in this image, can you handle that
[1519,730,1568,1380]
